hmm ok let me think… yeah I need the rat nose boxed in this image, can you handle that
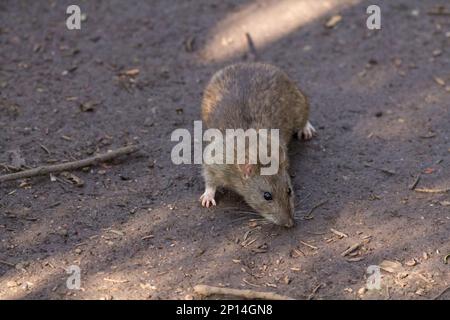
[284,218,295,228]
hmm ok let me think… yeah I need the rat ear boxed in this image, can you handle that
[238,163,256,179]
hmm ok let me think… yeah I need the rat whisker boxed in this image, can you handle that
[295,193,312,207]
[237,211,260,216]
[230,216,253,223]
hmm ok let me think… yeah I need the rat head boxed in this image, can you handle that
[236,162,295,228]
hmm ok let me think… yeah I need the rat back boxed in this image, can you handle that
[201,62,309,144]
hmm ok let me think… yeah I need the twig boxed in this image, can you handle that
[0,260,16,267]
[364,162,396,175]
[39,143,51,155]
[0,145,139,183]
[304,199,329,219]
[103,278,129,284]
[0,163,21,172]
[300,240,318,250]
[409,174,421,190]
[193,284,294,300]
[307,283,324,300]
[243,278,261,288]
[414,187,450,194]
[330,228,348,238]
[245,33,258,61]
[341,242,362,256]
[427,10,450,16]
[305,230,327,235]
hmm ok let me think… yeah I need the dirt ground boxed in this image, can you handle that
[0,0,449,300]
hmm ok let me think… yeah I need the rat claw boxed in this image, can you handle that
[300,121,316,140]
[200,189,216,208]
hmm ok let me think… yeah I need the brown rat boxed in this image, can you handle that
[200,62,315,227]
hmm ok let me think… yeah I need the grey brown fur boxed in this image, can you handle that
[200,62,314,227]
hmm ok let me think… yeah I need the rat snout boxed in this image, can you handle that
[272,215,295,228]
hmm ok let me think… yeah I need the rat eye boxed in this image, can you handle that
[263,192,272,201]
[287,188,292,196]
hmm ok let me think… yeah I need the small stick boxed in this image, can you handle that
[0,260,16,267]
[243,278,261,288]
[305,230,327,235]
[103,278,129,284]
[307,283,324,300]
[39,143,51,155]
[245,33,258,61]
[300,240,318,250]
[304,199,329,219]
[194,284,294,300]
[0,164,20,172]
[427,10,450,16]
[330,228,348,238]
[364,163,396,175]
[409,174,421,190]
[414,187,450,194]
[0,145,139,183]
[341,242,362,257]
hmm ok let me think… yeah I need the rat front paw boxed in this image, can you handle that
[200,189,216,208]
[299,121,316,140]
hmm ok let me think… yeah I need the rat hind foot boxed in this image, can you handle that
[298,121,316,140]
[200,187,216,208]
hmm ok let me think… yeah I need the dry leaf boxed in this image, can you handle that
[434,76,446,86]
[60,172,84,187]
[405,258,417,267]
[123,68,140,76]
[379,260,402,273]
[432,49,442,57]
[423,167,435,174]
[325,15,342,28]
[80,101,98,112]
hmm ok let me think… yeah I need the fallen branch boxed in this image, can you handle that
[0,145,140,183]
[414,187,450,194]
[193,284,294,300]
